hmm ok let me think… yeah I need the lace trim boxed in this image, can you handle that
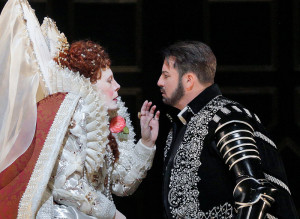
[18,93,80,218]
[164,130,173,160]
[198,203,233,219]
[264,173,291,195]
[254,131,277,149]
[168,96,234,218]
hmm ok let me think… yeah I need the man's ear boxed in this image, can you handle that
[183,72,195,91]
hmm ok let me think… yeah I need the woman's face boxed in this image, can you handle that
[95,68,120,110]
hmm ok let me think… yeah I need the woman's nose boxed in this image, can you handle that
[115,80,120,91]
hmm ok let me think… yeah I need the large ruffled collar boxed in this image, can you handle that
[48,60,136,183]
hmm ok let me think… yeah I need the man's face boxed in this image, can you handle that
[157,58,185,107]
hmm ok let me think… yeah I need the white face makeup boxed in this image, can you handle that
[95,68,120,110]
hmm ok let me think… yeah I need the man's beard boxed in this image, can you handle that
[162,80,184,106]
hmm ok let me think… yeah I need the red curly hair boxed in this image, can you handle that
[55,40,111,83]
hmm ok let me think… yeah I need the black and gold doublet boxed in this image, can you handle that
[163,84,298,219]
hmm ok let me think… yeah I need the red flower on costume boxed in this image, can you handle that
[109,116,126,133]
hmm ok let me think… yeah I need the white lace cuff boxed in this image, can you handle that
[135,139,156,162]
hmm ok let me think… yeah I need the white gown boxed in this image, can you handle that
[44,95,155,219]
[0,0,156,218]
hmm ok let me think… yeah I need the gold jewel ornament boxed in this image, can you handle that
[55,33,70,68]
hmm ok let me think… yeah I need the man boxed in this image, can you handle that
[157,41,298,218]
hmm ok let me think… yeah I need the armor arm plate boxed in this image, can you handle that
[215,119,277,219]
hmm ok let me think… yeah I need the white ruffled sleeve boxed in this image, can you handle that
[111,139,156,196]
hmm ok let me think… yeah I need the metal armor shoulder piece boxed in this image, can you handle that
[215,120,260,172]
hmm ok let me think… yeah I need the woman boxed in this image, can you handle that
[0,1,159,218]
[46,40,159,219]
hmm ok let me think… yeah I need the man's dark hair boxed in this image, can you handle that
[162,41,216,83]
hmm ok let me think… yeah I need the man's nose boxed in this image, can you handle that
[157,75,163,87]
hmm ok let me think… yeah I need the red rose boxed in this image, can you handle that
[109,116,126,133]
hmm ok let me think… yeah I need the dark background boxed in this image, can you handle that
[1,0,299,218]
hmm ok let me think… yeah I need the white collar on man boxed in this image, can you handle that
[177,106,195,125]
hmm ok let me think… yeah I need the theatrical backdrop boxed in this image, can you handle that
[0,0,299,218]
